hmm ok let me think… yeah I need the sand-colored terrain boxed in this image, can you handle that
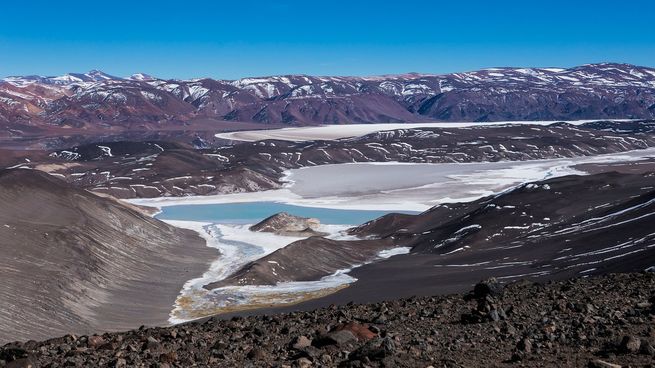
[215,120,615,142]
[0,169,217,344]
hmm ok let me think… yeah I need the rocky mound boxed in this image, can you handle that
[3,273,655,367]
[0,169,216,344]
[249,212,327,237]
[205,237,394,289]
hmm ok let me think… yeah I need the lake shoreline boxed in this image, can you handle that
[127,147,655,324]
[160,217,364,324]
[129,147,655,212]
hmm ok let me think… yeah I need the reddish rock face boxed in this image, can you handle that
[335,322,377,341]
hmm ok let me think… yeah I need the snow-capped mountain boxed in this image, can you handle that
[1,63,655,131]
[129,73,156,81]
[3,70,119,87]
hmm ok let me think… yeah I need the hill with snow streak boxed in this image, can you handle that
[1,63,655,132]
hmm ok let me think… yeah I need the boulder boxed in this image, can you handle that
[588,360,622,368]
[292,336,312,350]
[334,322,377,341]
[620,335,641,353]
[313,330,357,347]
[249,212,327,237]
[472,278,504,299]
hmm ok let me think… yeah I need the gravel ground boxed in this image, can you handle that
[3,272,655,367]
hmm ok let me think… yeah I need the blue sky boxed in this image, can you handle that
[1,0,654,79]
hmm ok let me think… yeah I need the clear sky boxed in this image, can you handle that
[1,0,654,79]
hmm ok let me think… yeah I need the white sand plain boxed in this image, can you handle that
[132,146,655,212]
[214,120,632,142]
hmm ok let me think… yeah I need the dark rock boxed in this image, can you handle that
[334,322,377,341]
[472,278,503,299]
[383,337,396,354]
[510,352,525,362]
[111,358,127,368]
[297,345,322,360]
[146,337,161,351]
[620,335,641,353]
[294,357,312,368]
[246,348,267,360]
[159,351,177,363]
[313,330,357,347]
[349,336,398,363]
[292,336,312,350]
[517,338,532,353]
[640,339,655,356]
[0,348,28,362]
[5,358,34,368]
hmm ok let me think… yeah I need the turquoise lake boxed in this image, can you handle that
[156,202,418,224]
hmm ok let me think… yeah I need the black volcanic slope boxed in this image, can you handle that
[206,237,395,289]
[25,120,655,198]
[0,169,216,344]
[3,273,655,367]
[216,171,655,295]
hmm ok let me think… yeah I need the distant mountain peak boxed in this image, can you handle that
[66,70,120,82]
[87,69,114,78]
[129,73,156,81]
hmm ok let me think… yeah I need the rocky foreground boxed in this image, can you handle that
[3,273,655,367]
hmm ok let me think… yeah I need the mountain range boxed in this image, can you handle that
[13,120,653,199]
[1,63,655,136]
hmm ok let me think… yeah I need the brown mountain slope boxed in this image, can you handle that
[2,63,655,129]
[0,169,216,344]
